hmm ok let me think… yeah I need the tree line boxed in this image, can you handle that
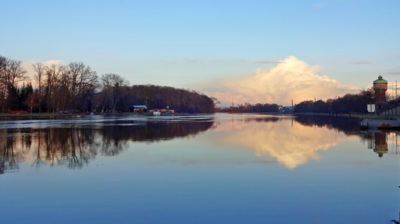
[215,89,377,115]
[217,103,279,113]
[293,89,374,114]
[0,55,216,114]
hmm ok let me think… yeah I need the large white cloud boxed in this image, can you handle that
[203,56,360,106]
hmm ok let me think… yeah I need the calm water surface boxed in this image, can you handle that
[0,114,399,223]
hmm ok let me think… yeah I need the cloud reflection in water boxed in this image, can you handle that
[215,117,356,169]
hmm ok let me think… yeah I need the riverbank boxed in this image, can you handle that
[0,111,194,120]
[292,112,395,119]
[0,112,89,120]
[0,112,395,120]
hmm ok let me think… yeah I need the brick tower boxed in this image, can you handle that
[373,75,388,110]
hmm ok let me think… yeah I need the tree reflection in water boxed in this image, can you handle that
[1,115,397,174]
[0,129,25,174]
[0,120,214,174]
[294,115,361,134]
[295,115,400,158]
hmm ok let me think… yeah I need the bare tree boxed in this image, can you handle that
[100,73,129,113]
[68,62,98,112]
[0,57,27,112]
[68,62,85,112]
[56,68,72,112]
[0,56,6,77]
[32,62,46,113]
[0,56,7,112]
[45,64,66,112]
[4,59,27,87]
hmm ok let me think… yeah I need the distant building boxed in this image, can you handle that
[373,75,388,110]
[278,106,294,113]
[130,105,147,112]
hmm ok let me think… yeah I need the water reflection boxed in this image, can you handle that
[1,115,398,224]
[296,115,399,157]
[360,130,400,158]
[0,120,214,174]
[294,115,361,133]
[1,114,398,174]
[216,116,358,169]
[0,135,22,174]
[216,115,398,169]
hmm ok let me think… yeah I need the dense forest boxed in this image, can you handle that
[0,55,216,114]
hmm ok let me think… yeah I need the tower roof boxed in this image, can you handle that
[373,75,388,84]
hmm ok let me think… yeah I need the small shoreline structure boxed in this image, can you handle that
[147,106,175,116]
[360,117,400,129]
[130,104,175,116]
[148,108,175,116]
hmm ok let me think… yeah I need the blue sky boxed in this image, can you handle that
[1,0,399,105]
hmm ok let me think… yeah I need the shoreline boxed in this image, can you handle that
[0,112,394,120]
[0,112,196,119]
[292,112,399,120]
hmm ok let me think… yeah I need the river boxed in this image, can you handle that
[0,113,398,223]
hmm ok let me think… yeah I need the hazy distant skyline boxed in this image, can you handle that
[1,0,399,105]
